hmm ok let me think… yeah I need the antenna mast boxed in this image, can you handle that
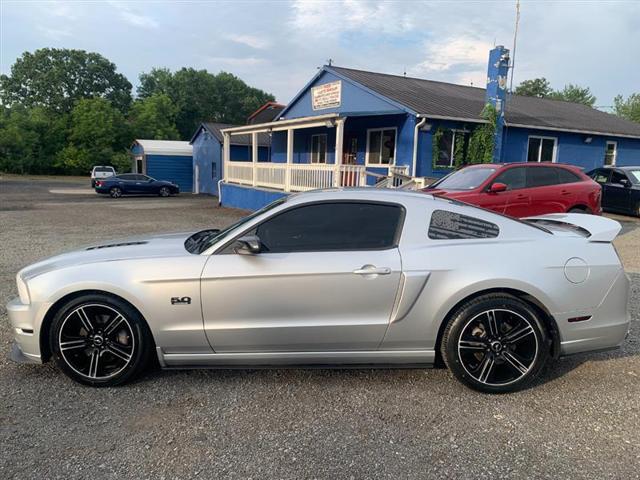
[509,0,521,93]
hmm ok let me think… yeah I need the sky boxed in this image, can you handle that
[1,0,639,109]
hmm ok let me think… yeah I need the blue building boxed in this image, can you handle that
[131,140,194,192]
[219,46,640,210]
[190,123,270,195]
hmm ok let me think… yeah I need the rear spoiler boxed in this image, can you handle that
[524,213,622,242]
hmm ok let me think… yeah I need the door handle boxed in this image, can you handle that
[353,265,392,276]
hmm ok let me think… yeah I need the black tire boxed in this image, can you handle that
[159,186,170,197]
[568,207,589,214]
[91,180,96,188]
[49,294,153,387]
[109,186,122,198]
[440,294,549,393]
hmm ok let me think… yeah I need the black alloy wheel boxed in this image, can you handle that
[441,294,549,393]
[159,186,171,197]
[50,294,152,386]
[109,186,122,198]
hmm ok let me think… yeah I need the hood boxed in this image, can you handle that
[19,231,196,281]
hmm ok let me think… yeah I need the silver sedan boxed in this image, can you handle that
[7,189,630,393]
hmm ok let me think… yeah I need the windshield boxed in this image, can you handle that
[628,170,640,184]
[95,167,115,172]
[185,197,287,254]
[430,167,498,191]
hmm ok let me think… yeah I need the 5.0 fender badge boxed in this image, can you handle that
[171,296,191,305]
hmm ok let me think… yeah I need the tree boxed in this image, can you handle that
[514,78,596,107]
[0,105,68,174]
[613,93,640,123]
[514,78,552,98]
[467,104,498,164]
[137,67,275,138]
[0,48,132,113]
[549,84,596,107]
[56,98,131,174]
[129,94,180,140]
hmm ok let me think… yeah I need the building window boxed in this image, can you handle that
[527,136,557,162]
[604,141,617,166]
[311,134,328,163]
[366,128,396,165]
[435,129,469,168]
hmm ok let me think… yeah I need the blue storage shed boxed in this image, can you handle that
[131,140,194,193]
[190,123,270,195]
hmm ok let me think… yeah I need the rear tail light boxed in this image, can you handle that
[95,181,102,187]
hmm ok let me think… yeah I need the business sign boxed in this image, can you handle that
[311,81,341,110]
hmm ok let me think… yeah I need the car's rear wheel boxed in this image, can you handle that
[159,186,170,197]
[441,294,549,393]
[49,294,152,387]
[109,187,122,198]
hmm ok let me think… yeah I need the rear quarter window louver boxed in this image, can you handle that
[86,241,147,250]
[429,210,500,240]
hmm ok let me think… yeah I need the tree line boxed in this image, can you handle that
[0,48,274,175]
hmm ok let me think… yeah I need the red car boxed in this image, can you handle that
[423,163,602,217]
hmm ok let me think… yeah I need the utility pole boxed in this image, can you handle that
[509,0,521,93]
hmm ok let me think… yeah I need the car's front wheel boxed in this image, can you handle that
[441,294,549,393]
[109,186,122,198]
[159,186,171,197]
[49,294,153,386]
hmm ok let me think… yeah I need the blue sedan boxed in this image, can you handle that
[95,174,180,198]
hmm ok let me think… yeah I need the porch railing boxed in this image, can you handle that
[224,162,417,192]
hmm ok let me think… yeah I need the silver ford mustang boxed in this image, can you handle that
[7,189,630,393]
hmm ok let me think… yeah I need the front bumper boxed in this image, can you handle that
[6,297,46,364]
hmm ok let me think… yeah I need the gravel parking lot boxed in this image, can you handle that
[1,175,639,479]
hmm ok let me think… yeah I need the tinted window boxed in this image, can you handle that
[610,171,628,185]
[628,170,640,184]
[590,169,610,184]
[255,202,403,253]
[429,210,499,240]
[136,174,152,181]
[556,168,581,184]
[526,167,559,188]
[494,167,526,190]
[117,174,136,181]
[432,167,498,190]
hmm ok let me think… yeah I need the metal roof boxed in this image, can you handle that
[329,66,640,139]
[192,122,271,146]
[133,140,193,156]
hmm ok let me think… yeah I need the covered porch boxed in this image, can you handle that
[221,113,418,193]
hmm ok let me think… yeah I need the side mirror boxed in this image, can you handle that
[620,178,631,188]
[234,235,262,255]
[489,182,507,193]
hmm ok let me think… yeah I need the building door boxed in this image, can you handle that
[135,155,145,174]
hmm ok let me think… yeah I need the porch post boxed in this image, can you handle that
[223,132,230,182]
[251,132,258,187]
[333,118,345,187]
[285,128,293,192]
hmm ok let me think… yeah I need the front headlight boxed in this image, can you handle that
[16,274,31,305]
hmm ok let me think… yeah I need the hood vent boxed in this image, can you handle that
[86,241,148,250]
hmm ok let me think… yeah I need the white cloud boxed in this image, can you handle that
[290,0,416,37]
[37,25,73,40]
[205,56,267,67]
[228,34,271,50]
[108,1,159,29]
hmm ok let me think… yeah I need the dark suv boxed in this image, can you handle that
[587,166,640,217]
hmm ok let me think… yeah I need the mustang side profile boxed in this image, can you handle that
[7,189,629,393]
